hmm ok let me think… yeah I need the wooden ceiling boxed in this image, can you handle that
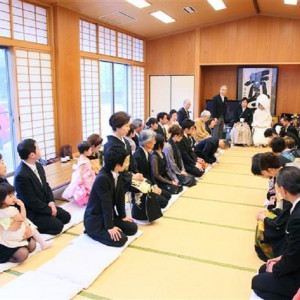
[44,0,300,39]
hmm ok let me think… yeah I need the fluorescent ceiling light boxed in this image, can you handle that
[207,0,226,10]
[284,0,297,4]
[150,11,175,23]
[126,0,151,9]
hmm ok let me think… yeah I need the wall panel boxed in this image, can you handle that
[53,5,82,150]
[200,16,300,64]
[147,30,196,75]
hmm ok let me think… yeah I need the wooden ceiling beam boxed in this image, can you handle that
[253,0,261,14]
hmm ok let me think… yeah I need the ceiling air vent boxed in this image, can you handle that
[99,11,136,25]
[183,6,196,14]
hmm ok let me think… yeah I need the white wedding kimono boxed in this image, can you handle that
[252,95,272,146]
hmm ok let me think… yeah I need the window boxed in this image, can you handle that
[15,49,55,160]
[99,61,130,137]
[99,26,116,57]
[80,20,97,53]
[0,0,11,38]
[100,61,113,138]
[12,0,48,45]
[132,66,144,120]
[0,48,15,174]
[133,38,144,62]
[117,33,132,60]
[80,58,100,139]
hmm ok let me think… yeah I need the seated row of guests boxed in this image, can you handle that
[264,126,300,149]
[251,164,300,299]
[0,141,72,263]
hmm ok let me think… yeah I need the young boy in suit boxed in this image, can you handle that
[84,145,138,247]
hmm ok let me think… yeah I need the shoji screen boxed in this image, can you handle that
[132,66,144,120]
[12,0,48,45]
[16,49,55,159]
[0,0,11,38]
[80,58,100,139]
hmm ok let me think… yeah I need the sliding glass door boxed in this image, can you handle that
[0,48,16,174]
[100,61,130,139]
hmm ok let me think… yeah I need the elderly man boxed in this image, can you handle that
[194,110,212,142]
[131,118,144,148]
[177,99,191,126]
[211,85,228,139]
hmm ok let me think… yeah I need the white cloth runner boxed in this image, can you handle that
[249,290,264,300]
[161,186,188,213]
[0,270,82,300]
[0,245,41,274]
[0,201,85,273]
[38,230,143,289]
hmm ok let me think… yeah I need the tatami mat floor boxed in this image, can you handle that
[0,146,268,299]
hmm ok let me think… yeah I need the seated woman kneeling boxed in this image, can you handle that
[84,145,137,247]
[163,125,196,187]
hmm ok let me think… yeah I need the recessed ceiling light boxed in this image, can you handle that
[284,0,297,5]
[126,0,151,9]
[150,11,175,23]
[207,0,226,10]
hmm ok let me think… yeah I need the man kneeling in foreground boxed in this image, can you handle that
[84,145,138,247]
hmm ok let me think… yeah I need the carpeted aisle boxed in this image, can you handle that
[0,146,268,299]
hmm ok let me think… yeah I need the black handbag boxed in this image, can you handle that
[145,192,163,222]
[166,184,183,194]
[131,192,162,222]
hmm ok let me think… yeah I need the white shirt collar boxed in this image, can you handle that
[111,171,119,187]
[22,160,36,169]
[141,147,149,160]
[290,197,300,214]
[22,160,42,183]
[220,94,224,101]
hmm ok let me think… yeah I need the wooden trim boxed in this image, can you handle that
[79,51,145,67]
[0,37,52,52]
[199,62,300,66]
[194,28,200,119]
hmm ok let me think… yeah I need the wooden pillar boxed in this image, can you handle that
[53,6,82,151]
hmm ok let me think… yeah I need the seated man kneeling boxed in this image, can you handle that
[84,145,138,247]
[14,139,71,235]
[194,137,230,164]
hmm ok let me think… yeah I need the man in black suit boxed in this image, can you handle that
[234,97,253,126]
[280,116,299,138]
[133,130,170,208]
[177,99,191,126]
[14,139,71,235]
[155,112,168,140]
[194,137,230,164]
[252,167,300,299]
[177,119,204,178]
[211,85,228,139]
[84,145,137,247]
[131,118,144,149]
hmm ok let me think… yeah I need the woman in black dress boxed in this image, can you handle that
[150,134,182,194]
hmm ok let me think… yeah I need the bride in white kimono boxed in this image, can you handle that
[252,94,272,146]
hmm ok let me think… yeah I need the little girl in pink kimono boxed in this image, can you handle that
[62,141,96,206]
